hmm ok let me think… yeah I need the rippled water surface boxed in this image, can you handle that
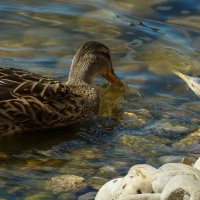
[0,0,200,199]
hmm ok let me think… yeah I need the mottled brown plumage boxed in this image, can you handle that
[0,41,122,135]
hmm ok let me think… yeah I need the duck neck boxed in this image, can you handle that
[67,55,96,86]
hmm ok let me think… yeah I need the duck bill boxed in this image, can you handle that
[103,69,123,87]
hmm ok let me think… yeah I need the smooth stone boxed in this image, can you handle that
[161,175,200,200]
[115,193,161,200]
[121,111,147,129]
[159,163,200,179]
[152,171,179,193]
[117,134,171,153]
[193,157,200,170]
[87,176,110,190]
[173,129,200,149]
[181,157,197,166]
[58,192,77,200]
[24,193,53,200]
[158,155,183,164]
[78,192,97,200]
[95,164,158,200]
[152,163,200,193]
[44,175,87,193]
[96,161,200,200]
[95,178,123,200]
[188,143,200,159]
[142,120,194,138]
[7,186,24,194]
[99,165,118,174]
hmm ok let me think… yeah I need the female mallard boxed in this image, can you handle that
[0,41,122,136]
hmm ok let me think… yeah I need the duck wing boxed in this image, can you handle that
[0,68,86,134]
[0,67,64,100]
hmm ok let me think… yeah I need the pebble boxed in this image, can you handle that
[142,119,194,138]
[88,176,110,190]
[158,155,183,164]
[24,192,53,200]
[173,128,200,148]
[58,192,77,200]
[181,157,196,166]
[95,157,200,200]
[78,192,97,200]
[121,111,148,129]
[99,165,118,175]
[44,175,87,193]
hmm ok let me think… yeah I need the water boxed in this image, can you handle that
[0,0,200,199]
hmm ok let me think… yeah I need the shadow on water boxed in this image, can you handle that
[0,124,81,153]
[0,115,118,154]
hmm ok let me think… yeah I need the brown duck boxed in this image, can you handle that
[0,41,122,135]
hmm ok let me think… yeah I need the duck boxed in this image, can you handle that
[0,41,123,136]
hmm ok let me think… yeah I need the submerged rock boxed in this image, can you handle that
[24,192,53,200]
[158,155,183,164]
[44,175,87,194]
[95,157,200,200]
[58,192,77,200]
[121,110,150,129]
[173,128,200,149]
[78,192,97,200]
[142,119,195,138]
[117,133,172,158]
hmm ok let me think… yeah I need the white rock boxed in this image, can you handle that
[95,164,158,200]
[152,170,180,193]
[96,162,200,200]
[117,193,161,200]
[161,174,200,200]
[159,163,200,179]
[152,163,200,193]
[95,178,123,200]
[193,157,200,170]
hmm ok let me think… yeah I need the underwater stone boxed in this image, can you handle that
[44,175,87,193]
[24,192,53,200]
[158,155,183,164]
[78,192,97,200]
[58,192,77,200]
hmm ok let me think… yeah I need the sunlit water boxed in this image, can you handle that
[0,0,200,199]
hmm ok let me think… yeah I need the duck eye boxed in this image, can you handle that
[102,53,111,60]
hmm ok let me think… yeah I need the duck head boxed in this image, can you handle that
[67,41,123,86]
